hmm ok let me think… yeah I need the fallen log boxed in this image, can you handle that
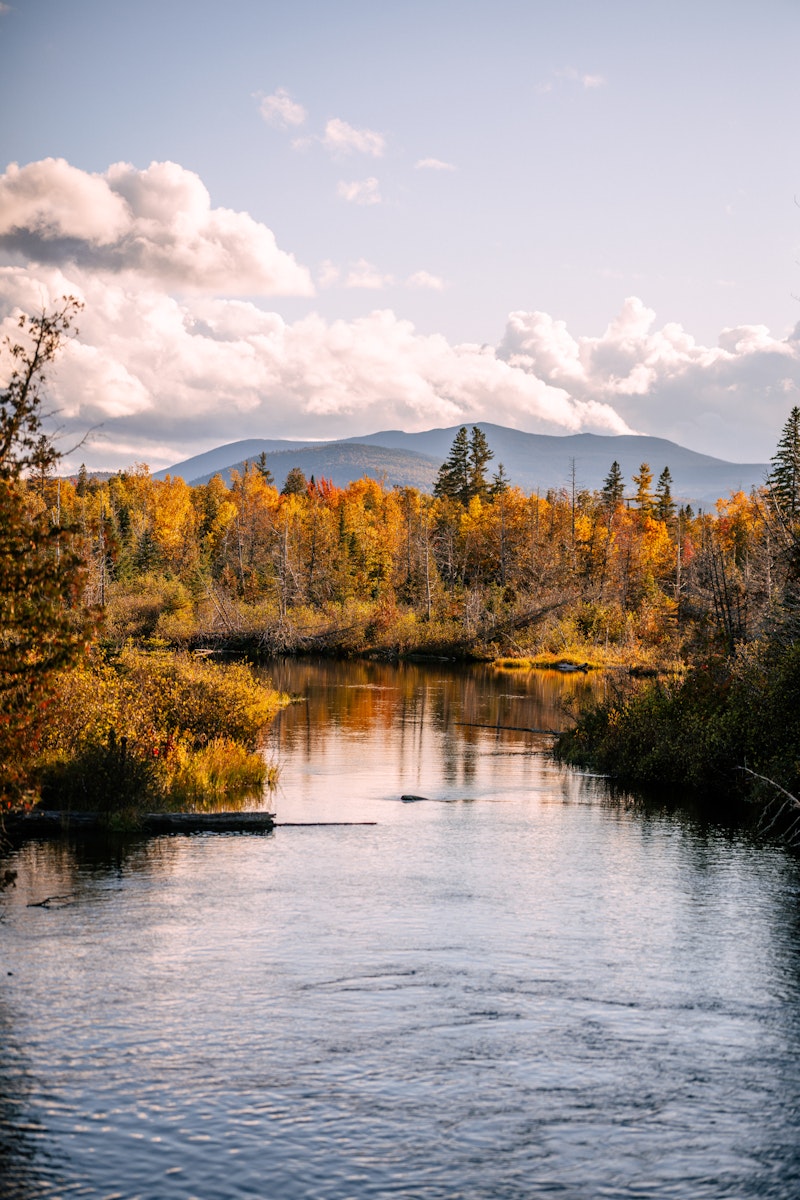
[456,721,561,735]
[4,810,277,837]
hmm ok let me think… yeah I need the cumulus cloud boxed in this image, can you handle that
[499,296,800,460]
[322,118,385,157]
[0,261,633,471]
[337,177,382,205]
[3,157,796,470]
[0,158,314,296]
[414,158,456,171]
[258,87,307,129]
[407,271,446,291]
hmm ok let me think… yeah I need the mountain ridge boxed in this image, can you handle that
[155,423,769,509]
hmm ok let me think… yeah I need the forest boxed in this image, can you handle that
[3,300,800,817]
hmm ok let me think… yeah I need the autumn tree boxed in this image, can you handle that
[0,298,93,804]
[632,462,654,514]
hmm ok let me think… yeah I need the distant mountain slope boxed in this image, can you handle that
[153,438,312,482]
[158,422,769,508]
[189,442,440,492]
[345,424,768,507]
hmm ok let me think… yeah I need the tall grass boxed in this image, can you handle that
[36,648,287,812]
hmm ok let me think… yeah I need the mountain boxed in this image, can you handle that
[188,442,440,491]
[153,438,312,482]
[157,423,769,509]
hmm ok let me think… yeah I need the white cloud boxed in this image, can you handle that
[337,177,382,205]
[317,259,340,288]
[407,271,446,291]
[3,156,796,469]
[0,261,633,471]
[553,67,607,90]
[0,158,314,296]
[499,296,800,459]
[414,158,456,171]
[258,87,307,129]
[344,259,394,289]
[322,118,385,157]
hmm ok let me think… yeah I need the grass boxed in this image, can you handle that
[36,648,288,813]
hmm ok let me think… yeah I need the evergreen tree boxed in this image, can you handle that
[256,451,274,486]
[282,466,308,495]
[491,463,510,496]
[467,426,494,500]
[601,461,624,509]
[434,426,471,503]
[767,406,800,522]
[434,426,495,504]
[76,463,88,497]
[632,462,654,514]
[654,466,676,522]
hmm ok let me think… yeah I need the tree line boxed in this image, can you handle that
[4,299,800,809]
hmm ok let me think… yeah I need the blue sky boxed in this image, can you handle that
[1,0,799,470]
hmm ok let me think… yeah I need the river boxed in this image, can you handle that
[1,658,799,1199]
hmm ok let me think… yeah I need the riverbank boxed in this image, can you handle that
[10,648,288,816]
[554,639,800,841]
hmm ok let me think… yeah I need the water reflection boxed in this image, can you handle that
[1,661,800,1199]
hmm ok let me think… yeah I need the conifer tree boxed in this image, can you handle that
[434,426,471,503]
[467,426,494,500]
[491,463,510,496]
[601,461,624,509]
[282,466,308,495]
[767,406,800,522]
[655,466,676,522]
[256,451,274,486]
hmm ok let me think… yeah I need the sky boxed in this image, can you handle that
[1,0,799,471]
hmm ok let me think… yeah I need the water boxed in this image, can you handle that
[1,659,800,1199]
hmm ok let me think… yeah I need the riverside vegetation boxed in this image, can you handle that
[0,301,286,818]
[3,299,800,818]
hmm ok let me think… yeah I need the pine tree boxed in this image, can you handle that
[434,426,471,503]
[434,426,495,504]
[491,463,510,496]
[654,466,676,522]
[282,466,308,495]
[767,406,800,522]
[468,426,494,500]
[601,461,624,509]
[256,452,274,486]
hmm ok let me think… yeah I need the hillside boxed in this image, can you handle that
[158,423,769,507]
[189,442,440,491]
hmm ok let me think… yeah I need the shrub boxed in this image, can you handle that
[35,649,287,811]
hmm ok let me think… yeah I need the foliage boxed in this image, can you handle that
[36,649,287,812]
[434,425,494,504]
[767,405,800,523]
[0,298,95,807]
[556,640,800,802]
